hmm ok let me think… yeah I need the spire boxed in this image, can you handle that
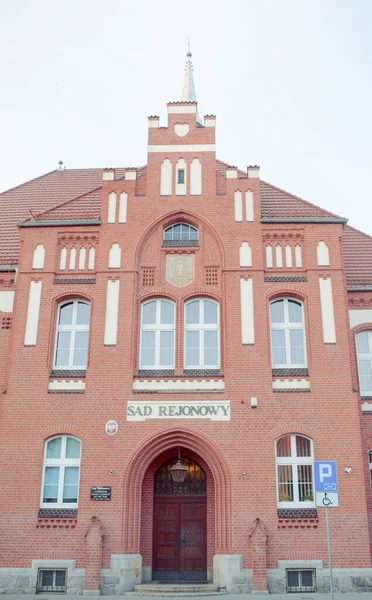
[181,41,201,123]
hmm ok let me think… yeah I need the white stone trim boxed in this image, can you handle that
[167,105,196,114]
[275,245,283,268]
[125,171,136,180]
[204,117,216,127]
[362,401,372,412]
[103,171,114,180]
[88,247,95,270]
[127,400,230,421]
[148,144,215,153]
[319,277,336,343]
[272,378,310,390]
[245,190,254,221]
[32,244,45,269]
[24,281,42,345]
[78,247,86,270]
[240,278,255,344]
[234,190,243,222]
[247,167,259,178]
[240,242,252,267]
[317,241,330,266]
[160,159,172,196]
[32,559,76,574]
[119,192,128,223]
[104,280,120,345]
[69,247,76,270]
[190,158,202,195]
[0,290,14,312]
[109,243,121,269]
[175,158,187,196]
[295,245,302,268]
[132,379,225,391]
[60,247,67,270]
[174,123,190,137]
[108,192,117,224]
[226,169,238,179]
[266,245,273,268]
[285,245,292,268]
[278,560,323,569]
[48,379,86,391]
[349,309,372,328]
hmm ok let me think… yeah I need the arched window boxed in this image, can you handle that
[140,299,175,370]
[276,434,314,507]
[163,223,198,246]
[356,331,372,395]
[41,436,81,507]
[184,299,219,370]
[54,300,90,369]
[270,298,306,368]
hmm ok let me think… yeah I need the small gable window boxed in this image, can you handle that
[177,169,185,184]
[163,223,198,247]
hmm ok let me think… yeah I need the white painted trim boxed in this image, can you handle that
[167,105,196,114]
[78,247,86,271]
[88,247,95,270]
[108,243,121,269]
[285,245,292,268]
[48,380,86,391]
[132,380,225,392]
[317,241,330,266]
[204,117,216,127]
[266,245,273,268]
[295,245,302,268]
[272,378,310,390]
[160,159,173,196]
[275,245,283,268]
[245,190,254,221]
[362,402,372,412]
[104,280,120,345]
[226,169,238,179]
[240,278,255,344]
[234,191,243,222]
[103,171,114,180]
[148,144,215,153]
[24,281,42,345]
[32,244,45,269]
[278,560,323,569]
[0,291,14,312]
[119,192,128,223]
[148,119,159,128]
[190,158,202,195]
[174,123,190,137]
[60,247,67,270]
[69,247,76,270]
[175,158,187,196]
[125,171,136,180]
[349,309,372,328]
[247,167,260,178]
[319,277,336,343]
[239,242,252,267]
[108,192,117,224]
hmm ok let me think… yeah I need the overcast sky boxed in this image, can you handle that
[1,0,371,234]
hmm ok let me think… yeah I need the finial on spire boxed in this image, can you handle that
[181,41,201,122]
[187,38,191,58]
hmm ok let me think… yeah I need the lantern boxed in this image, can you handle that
[170,448,188,484]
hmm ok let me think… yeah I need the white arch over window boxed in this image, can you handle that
[140,299,175,369]
[276,434,314,507]
[175,159,187,195]
[160,159,172,196]
[239,242,252,267]
[317,241,330,266]
[184,298,219,369]
[109,243,121,268]
[32,244,45,269]
[190,158,202,195]
[270,298,307,368]
[356,331,372,395]
[41,435,81,508]
[54,300,91,369]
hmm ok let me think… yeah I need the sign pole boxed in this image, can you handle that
[324,501,334,600]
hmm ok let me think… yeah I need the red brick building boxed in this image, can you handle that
[1,51,372,595]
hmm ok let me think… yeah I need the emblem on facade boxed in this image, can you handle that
[166,254,195,287]
[105,420,118,436]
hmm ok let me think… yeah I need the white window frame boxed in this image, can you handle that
[275,434,314,508]
[163,223,198,242]
[184,298,220,369]
[139,299,175,370]
[356,331,372,396]
[270,298,307,368]
[40,436,81,509]
[53,300,90,370]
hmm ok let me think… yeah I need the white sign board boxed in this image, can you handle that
[127,400,230,421]
[316,492,339,508]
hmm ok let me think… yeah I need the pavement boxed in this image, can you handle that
[0,594,370,600]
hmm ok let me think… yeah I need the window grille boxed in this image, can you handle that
[205,268,218,286]
[154,457,206,496]
[37,569,67,594]
[286,569,315,593]
[142,268,155,287]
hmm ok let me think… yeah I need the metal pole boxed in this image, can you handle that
[325,505,334,600]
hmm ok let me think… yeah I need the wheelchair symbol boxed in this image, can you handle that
[322,493,333,507]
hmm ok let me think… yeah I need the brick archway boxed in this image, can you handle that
[121,428,232,554]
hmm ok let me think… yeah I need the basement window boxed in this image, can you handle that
[37,569,67,594]
[286,569,315,593]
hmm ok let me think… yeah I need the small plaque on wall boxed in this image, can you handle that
[90,486,111,501]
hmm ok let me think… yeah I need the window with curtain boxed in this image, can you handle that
[276,434,314,507]
[356,331,372,395]
[270,298,306,368]
[54,300,90,369]
[41,436,81,507]
[184,299,219,369]
[140,299,175,369]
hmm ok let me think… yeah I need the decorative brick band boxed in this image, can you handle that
[48,389,85,394]
[273,388,311,393]
[53,278,96,284]
[38,508,77,518]
[265,276,307,282]
[50,370,86,378]
[162,240,199,248]
[272,368,309,377]
[137,370,175,378]
[183,369,221,377]
[278,508,318,519]
[361,396,372,400]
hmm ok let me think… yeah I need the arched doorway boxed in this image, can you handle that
[152,456,207,581]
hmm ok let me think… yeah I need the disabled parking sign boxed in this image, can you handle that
[314,461,339,507]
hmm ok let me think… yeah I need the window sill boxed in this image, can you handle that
[133,377,225,393]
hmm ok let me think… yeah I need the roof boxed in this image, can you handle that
[1,163,372,286]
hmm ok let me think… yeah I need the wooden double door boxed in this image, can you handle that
[152,497,207,580]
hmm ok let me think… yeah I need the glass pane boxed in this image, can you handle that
[181,224,190,239]
[46,437,62,459]
[43,467,59,502]
[271,329,286,365]
[76,302,90,325]
[142,301,157,325]
[270,300,284,323]
[66,437,81,459]
[277,465,294,502]
[141,331,156,366]
[296,436,311,457]
[159,331,174,366]
[288,300,303,323]
[204,330,218,366]
[177,170,185,184]
[204,300,218,324]
[277,435,291,457]
[160,301,174,325]
[186,301,200,325]
[173,223,181,239]
[359,360,372,392]
[301,571,313,587]
[290,329,305,364]
[41,571,54,587]
[63,467,79,502]
[287,571,299,588]
[185,331,200,366]
[298,465,313,501]
[356,332,370,355]
[164,227,172,240]
[55,332,71,367]
[73,331,88,366]
[189,226,198,240]
[58,303,73,325]
[55,571,66,587]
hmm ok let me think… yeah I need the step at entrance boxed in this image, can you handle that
[128,582,226,597]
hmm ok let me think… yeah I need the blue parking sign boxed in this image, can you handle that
[314,461,338,493]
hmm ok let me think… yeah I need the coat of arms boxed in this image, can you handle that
[166,254,195,287]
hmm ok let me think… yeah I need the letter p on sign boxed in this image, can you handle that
[319,463,332,482]
[314,460,338,493]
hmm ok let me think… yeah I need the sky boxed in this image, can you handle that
[1,0,371,234]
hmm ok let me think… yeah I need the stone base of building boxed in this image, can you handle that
[1,560,372,595]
